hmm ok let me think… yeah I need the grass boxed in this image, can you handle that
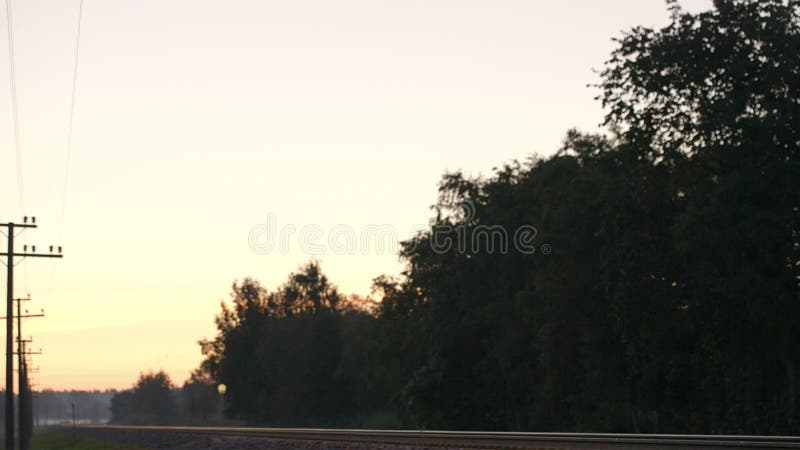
[28,428,146,450]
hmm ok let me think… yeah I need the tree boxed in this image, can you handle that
[198,262,370,426]
[181,369,219,423]
[598,0,800,432]
[110,370,177,425]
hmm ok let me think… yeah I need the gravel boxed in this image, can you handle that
[75,427,473,450]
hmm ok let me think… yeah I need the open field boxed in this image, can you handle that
[29,428,146,450]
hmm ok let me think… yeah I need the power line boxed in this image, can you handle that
[4,0,23,216]
[4,0,30,296]
[48,0,84,299]
[58,0,85,241]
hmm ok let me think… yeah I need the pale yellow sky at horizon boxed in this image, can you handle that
[0,0,712,391]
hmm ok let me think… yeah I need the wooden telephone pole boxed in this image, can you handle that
[1,296,44,450]
[1,218,62,449]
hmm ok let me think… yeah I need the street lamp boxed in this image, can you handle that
[216,384,226,422]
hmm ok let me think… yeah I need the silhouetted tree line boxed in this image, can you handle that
[197,263,377,426]
[110,370,224,425]
[193,0,799,434]
[111,371,176,425]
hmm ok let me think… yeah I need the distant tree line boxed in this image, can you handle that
[185,0,800,434]
[9,390,115,425]
[109,370,221,425]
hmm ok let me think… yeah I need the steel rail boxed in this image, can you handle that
[77,425,800,449]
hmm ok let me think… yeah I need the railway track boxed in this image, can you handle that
[78,425,800,449]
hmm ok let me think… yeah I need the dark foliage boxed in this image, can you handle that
[194,0,800,433]
[111,370,177,425]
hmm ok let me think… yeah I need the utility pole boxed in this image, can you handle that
[71,402,76,437]
[8,296,43,450]
[1,300,43,450]
[15,341,39,450]
[1,218,62,450]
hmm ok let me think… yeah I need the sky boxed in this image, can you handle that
[0,0,712,390]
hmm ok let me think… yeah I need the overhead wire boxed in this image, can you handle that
[5,0,23,215]
[5,0,29,292]
[48,0,84,298]
[58,0,84,242]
